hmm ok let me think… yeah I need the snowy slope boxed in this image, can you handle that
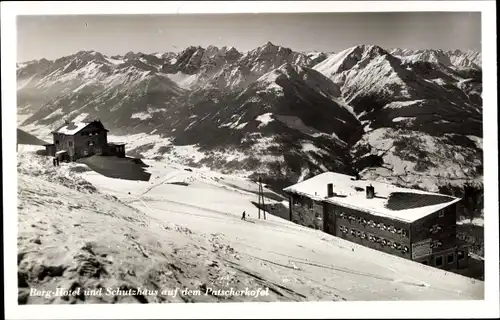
[17,128,48,146]
[17,145,483,304]
[352,128,483,191]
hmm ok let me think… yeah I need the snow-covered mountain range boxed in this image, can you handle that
[17,43,483,196]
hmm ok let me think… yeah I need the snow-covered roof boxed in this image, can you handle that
[283,172,461,223]
[53,119,108,135]
[54,121,91,135]
[55,150,68,155]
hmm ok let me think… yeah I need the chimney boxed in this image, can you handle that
[366,184,375,199]
[327,183,334,197]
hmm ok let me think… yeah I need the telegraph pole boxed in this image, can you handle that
[258,176,266,220]
[258,178,261,219]
[258,177,261,219]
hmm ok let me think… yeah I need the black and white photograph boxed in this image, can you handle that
[2,1,499,319]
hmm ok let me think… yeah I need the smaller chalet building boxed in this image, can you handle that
[44,119,126,161]
[283,172,469,271]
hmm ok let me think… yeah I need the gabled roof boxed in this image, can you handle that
[283,172,461,223]
[52,119,109,135]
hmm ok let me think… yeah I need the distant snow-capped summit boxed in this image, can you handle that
[390,48,482,70]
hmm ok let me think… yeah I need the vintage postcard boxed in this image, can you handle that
[2,1,498,319]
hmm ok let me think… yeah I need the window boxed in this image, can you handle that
[68,141,73,147]
[435,256,443,267]
[457,250,465,261]
[403,246,409,253]
[447,253,455,264]
[422,260,429,265]
[402,229,408,237]
[55,140,59,144]
[430,224,442,234]
[307,199,313,209]
[431,240,443,249]
[438,210,445,218]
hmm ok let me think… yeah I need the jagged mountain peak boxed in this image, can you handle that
[255,62,302,85]
[276,62,303,74]
[161,44,242,77]
[74,50,108,63]
[313,44,395,81]
[253,62,343,102]
[254,41,293,54]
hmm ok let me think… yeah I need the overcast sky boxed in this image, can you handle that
[17,12,481,62]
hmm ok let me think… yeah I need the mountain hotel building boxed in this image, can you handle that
[283,172,469,271]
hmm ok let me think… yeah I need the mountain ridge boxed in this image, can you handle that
[17,42,483,198]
